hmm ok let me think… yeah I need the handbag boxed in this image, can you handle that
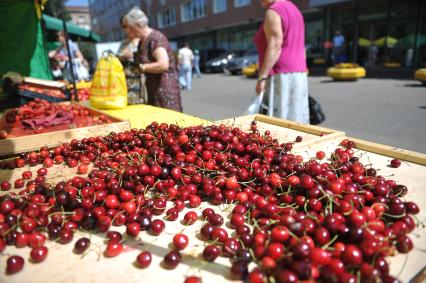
[309,96,326,125]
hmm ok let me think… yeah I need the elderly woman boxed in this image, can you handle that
[118,16,144,105]
[122,7,182,112]
[254,0,309,124]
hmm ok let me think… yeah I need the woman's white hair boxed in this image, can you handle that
[124,7,149,27]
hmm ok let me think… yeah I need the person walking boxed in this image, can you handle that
[254,0,309,124]
[332,30,346,64]
[193,49,201,78]
[122,7,182,112]
[178,43,194,90]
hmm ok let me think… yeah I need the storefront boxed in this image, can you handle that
[170,22,260,52]
[304,0,425,67]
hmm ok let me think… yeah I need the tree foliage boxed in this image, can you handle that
[44,0,70,20]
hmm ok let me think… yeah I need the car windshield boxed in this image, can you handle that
[218,52,234,59]
[244,50,258,57]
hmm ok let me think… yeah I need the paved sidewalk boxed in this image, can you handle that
[182,74,426,153]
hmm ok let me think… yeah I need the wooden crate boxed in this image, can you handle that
[216,114,345,148]
[1,116,425,283]
[0,102,131,157]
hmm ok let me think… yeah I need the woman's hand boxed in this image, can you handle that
[120,48,134,61]
[256,79,266,95]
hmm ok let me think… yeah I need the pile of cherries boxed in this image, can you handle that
[0,99,113,139]
[0,121,420,282]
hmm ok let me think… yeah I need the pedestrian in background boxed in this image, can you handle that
[122,7,182,112]
[332,30,346,64]
[118,16,144,104]
[178,43,194,90]
[254,0,309,124]
[49,31,89,81]
[193,49,201,78]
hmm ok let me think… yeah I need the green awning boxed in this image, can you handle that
[42,14,101,42]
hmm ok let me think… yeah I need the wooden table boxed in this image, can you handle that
[0,114,425,283]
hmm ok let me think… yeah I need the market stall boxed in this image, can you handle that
[0,108,425,283]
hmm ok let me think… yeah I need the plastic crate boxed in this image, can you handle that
[17,89,70,103]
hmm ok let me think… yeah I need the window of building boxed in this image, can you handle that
[181,0,206,22]
[213,0,227,14]
[234,0,250,8]
[157,8,176,28]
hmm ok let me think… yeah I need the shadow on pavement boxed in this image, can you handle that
[309,66,416,81]
[404,83,426,88]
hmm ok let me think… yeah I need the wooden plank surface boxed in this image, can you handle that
[347,137,426,166]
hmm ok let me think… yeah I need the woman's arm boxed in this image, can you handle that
[141,47,169,74]
[256,9,283,95]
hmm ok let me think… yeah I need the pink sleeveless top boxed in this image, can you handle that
[254,0,307,75]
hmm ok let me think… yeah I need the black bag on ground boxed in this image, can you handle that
[309,96,326,125]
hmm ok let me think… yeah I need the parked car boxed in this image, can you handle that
[242,63,258,78]
[199,49,226,72]
[224,49,258,75]
[204,51,244,73]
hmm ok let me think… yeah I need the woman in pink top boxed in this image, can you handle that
[254,0,309,123]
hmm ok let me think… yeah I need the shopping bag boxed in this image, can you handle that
[63,58,90,82]
[309,95,326,125]
[75,59,89,81]
[90,52,127,109]
[245,92,264,115]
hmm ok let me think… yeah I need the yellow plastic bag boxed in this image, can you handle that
[90,52,127,109]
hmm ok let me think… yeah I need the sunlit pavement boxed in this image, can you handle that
[182,73,426,153]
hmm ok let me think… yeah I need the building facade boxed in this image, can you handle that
[140,0,425,67]
[141,0,309,51]
[66,5,91,30]
[89,0,141,42]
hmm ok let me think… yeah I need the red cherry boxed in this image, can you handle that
[173,233,189,250]
[271,226,290,243]
[6,255,25,274]
[30,246,48,263]
[126,222,141,238]
[203,244,221,262]
[390,158,401,168]
[78,164,88,174]
[266,242,285,260]
[163,250,181,269]
[342,244,363,266]
[136,251,152,268]
[184,276,202,283]
[184,211,198,225]
[74,238,91,254]
[150,219,165,235]
[226,176,239,190]
[316,151,325,159]
[104,241,123,257]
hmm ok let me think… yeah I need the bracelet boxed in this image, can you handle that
[139,64,146,73]
[257,76,268,83]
